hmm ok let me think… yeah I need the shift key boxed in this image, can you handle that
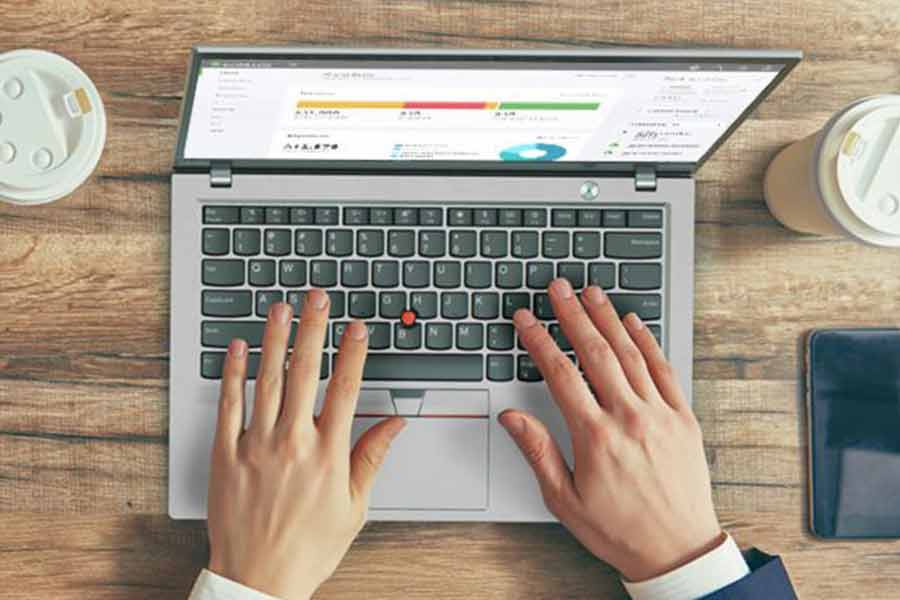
[202,321,297,348]
[605,233,662,259]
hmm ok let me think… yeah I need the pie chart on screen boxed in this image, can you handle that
[499,143,567,161]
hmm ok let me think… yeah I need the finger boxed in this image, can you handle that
[350,416,406,501]
[623,313,690,412]
[499,409,578,516]
[318,320,368,447]
[281,289,330,432]
[513,308,604,431]
[546,279,637,414]
[250,302,293,433]
[214,338,248,457]
[580,286,659,402]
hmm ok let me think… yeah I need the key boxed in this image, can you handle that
[549,323,573,351]
[362,354,483,381]
[608,294,662,320]
[233,229,261,256]
[341,260,368,287]
[256,290,284,318]
[395,208,418,225]
[279,260,307,287]
[499,209,522,227]
[456,323,484,350]
[287,290,305,315]
[441,292,468,319]
[450,231,477,257]
[326,230,353,257]
[588,263,616,289]
[395,324,422,349]
[204,206,239,224]
[552,209,577,227]
[203,258,245,287]
[578,209,602,227]
[310,260,338,286]
[496,262,523,289]
[628,210,663,228]
[367,207,392,225]
[502,293,530,319]
[202,290,252,317]
[465,262,492,289]
[434,261,462,288]
[290,207,313,224]
[487,355,514,382]
[474,209,498,226]
[202,321,297,348]
[265,207,287,224]
[379,292,406,318]
[472,292,500,319]
[603,210,627,227]
[573,232,601,259]
[248,260,276,287]
[517,355,542,381]
[419,231,446,257]
[367,323,391,350]
[527,262,554,289]
[332,322,349,347]
[620,263,662,290]
[648,324,662,345]
[344,207,369,225]
[411,292,438,319]
[403,261,430,288]
[542,231,570,258]
[605,233,662,259]
[349,292,376,318]
[241,207,264,224]
[487,323,514,351]
[372,260,400,287]
[557,262,585,289]
[388,230,415,257]
[511,231,539,258]
[201,352,225,379]
[420,208,443,226]
[320,353,330,379]
[295,229,323,256]
[524,209,547,227]
[357,230,384,257]
[203,229,229,255]
[533,293,555,320]
[449,208,473,226]
[426,323,453,350]
[315,207,339,225]
[264,229,291,256]
[481,231,508,258]
[328,291,346,318]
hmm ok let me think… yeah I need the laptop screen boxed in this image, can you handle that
[179,54,793,168]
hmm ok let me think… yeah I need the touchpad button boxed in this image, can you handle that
[351,417,488,510]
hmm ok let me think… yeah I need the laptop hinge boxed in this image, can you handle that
[209,161,233,188]
[634,166,658,192]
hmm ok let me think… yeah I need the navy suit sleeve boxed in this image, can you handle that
[700,549,797,600]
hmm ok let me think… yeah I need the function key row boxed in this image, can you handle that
[203,206,662,229]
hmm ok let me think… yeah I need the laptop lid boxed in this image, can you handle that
[173,46,801,177]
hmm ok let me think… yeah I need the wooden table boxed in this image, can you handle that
[2,1,899,597]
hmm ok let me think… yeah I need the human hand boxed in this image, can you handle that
[206,290,406,600]
[501,279,722,583]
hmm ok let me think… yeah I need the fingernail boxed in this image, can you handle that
[550,278,574,299]
[228,338,247,358]
[626,312,644,330]
[348,320,368,341]
[499,412,526,436]
[390,418,407,439]
[513,309,538,328]
[310,289,329,310]
[585,286,607,305]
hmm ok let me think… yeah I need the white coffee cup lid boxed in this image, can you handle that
[0,49,106,205]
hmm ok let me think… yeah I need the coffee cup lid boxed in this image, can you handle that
[0,50,106,205]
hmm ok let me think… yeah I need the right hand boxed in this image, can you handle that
[500,278,723,583]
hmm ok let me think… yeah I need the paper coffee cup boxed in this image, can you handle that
[764,95,900,246]
[0,49,106,205]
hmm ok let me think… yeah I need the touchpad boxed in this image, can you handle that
[351,417,488,510]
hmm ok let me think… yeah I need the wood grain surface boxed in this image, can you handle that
[2,0,900,597]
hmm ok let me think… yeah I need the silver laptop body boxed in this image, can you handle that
[169,46,800,520]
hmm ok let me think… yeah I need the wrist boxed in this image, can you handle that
[207,559,315,600]
[621,529,727,583]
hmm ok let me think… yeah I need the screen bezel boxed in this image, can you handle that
[173,46,801,176]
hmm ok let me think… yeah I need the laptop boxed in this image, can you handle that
[169,46,801,520]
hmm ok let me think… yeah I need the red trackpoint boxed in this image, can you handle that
[400,310,417,327]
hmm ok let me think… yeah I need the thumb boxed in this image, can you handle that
[350,416,406,500]
[499,409,575,514]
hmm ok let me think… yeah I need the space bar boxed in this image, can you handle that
[362,354,483,381]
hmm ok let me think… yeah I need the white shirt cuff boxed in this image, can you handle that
[188,569,282,600]
[622,533,750,600]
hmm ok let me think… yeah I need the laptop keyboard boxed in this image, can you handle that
[199,204,664,383]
